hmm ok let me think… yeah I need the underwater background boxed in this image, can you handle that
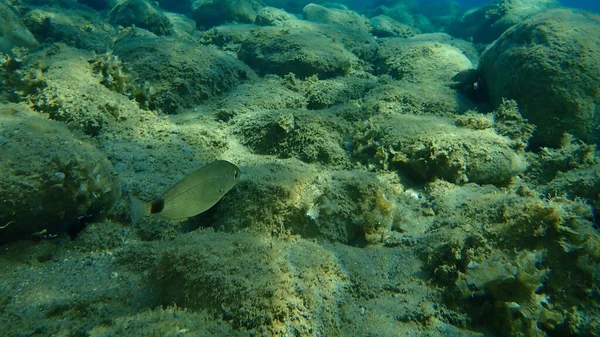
[1,0,599,336]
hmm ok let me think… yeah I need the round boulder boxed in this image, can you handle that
[447,0,560,44]
[0,104,121,243]
[233,109,350,165]
[238,26,359,79]
[0,1,39,55]
[191,0,264,28]
[374,37,473,83]
[479,9,600,147]
[352,114,528,185]
[114,36,254,113]
[107,0,174,36]
[302,4,371,33]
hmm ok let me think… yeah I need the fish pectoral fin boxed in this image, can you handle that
[129,194,151,224]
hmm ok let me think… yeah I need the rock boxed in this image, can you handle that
[190,0,264,28]
[23,6,116,53]
[237,26,359,79]
[373,2,435,33]
[107,0,174,36]
[154,230,347,333]
[374,37,473,83]
[0,1,40,55]
[19,45,137,136]
[352,114,528,185]
[233,108,350,165]
[447,0,560,44]
[163,12,198,39]
[0,103,121,243]
[114,36,254,113]
[369,36,475,114]
[301,74,377,110]
[405,32,479,64]
[370,15,419,38]
[212,76,307,120]
[79,0,114,10]
[200,23,256,49]
[479,9,600,147]
[255,7,299,27]
[302,3,371,33]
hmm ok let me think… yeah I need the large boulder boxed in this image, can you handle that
[156,0,264,28]
[369,36,476,116]
[114,36,254,113]
[23,6,116,53]
[302,3,371,33]
[374,37,473,83]
[107,0,174,36]
[0,1,39,55]
[237,26,359,79]
[479,9,600,148]
[0,103,121,243]
[447,0,560,45]
[370,15,419,38]
[191,0,264,27]
[233,108,351,165]
[352,114,528,185]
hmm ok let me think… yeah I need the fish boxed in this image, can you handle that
[129,160,240,223]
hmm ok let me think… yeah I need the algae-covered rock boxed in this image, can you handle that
[212,76,307,120]
[154,0,263,28]
[107,0,173,36]
[88,306,248,337]
[212,161,404,244]
[302,3,372,33]
[455,251,559,337]
[447,0,561,44]
[0,1,39,55]
[479,9,600,148]
[191,0,264,28]
[422,180,600,337]
[405,32,479,64]
[300,74,376,110]
[79,0,114,10]
[155,230,347,335]
[374,37,473,83]
[238,26,359,79]
[370,15,419,38]
[23,6,116,53]
[0,233,154,335]
[162,12,198,39]
[368,36,476,116]
[0,103,120,243]
[362,79,467,116]
[255,6,301,27]
[370,1,430,31]
[353,114,528,185]
[20,45,140,136]
[233,108,350,165]
[114,36,254,113]
[200,23,256,50]
[541,165,600,211]
[298,169,400,244]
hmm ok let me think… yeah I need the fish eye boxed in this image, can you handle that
[233,170,239,178]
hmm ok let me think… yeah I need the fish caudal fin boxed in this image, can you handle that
[129,194,151,224]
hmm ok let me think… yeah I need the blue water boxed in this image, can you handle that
[344,0,599,15]
[420,0,600,12]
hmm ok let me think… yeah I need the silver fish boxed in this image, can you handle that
[130,160,240,223]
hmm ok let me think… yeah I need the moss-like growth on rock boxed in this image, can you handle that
[0,103,120,242]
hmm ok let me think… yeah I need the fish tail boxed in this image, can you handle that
[129,194,151,224]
